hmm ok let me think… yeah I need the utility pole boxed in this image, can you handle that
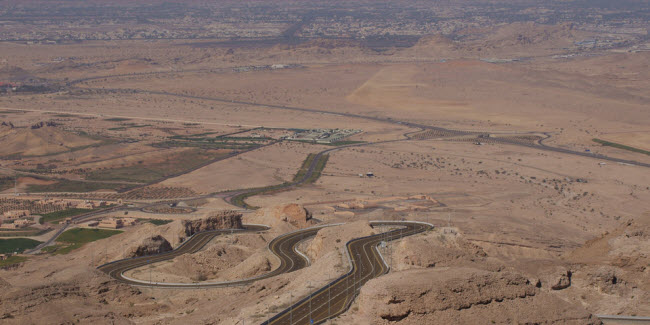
[148,260,152,288]
[309,281,312,324]
[328,270,331,324]
[355,253,360,295]
[289,291,293,325]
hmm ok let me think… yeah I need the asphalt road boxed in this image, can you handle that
[24,205,120,254]
[98,224,327,288]
[262,221,433,325]
[79,86,649,168]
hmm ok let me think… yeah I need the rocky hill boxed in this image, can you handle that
[0,122,99,157]
[181,210,243,239]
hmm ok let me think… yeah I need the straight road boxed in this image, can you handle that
[69,85,650,168]
[263,221,432,325]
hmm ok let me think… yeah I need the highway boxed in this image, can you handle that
[262,221,433,325]
[98,224,331,288]
[75,86,650,168]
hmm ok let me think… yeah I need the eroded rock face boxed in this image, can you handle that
[352,268,599,325]
[128,235,172,257]
[181,210,243,238]
[545,266,572,290]
[586,266,625,294]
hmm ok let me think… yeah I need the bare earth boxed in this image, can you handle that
[0,6,648,324]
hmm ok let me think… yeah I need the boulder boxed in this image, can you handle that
[545,266,572,290]
[128,235,172,257]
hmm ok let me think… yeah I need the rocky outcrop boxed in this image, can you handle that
[393,228,489,271]
[275,204,313,228]
[350,268,600,325]
[128,235,172,257]
[181,210,243,238]
[586,266,623,294]
[549,267,572,290]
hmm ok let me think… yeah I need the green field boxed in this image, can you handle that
[109,123,152,131]
[41,243,83,255]
[0,238,42,254]
[155,139,263,150]
[292,153,318,182]
[0,176,13,192]
[304,154,329,184]
[593,139,650,156]
[27,179,129,193]
[0,227,52,237]
[143,219,174,226]
[104,117,131,122]
[57,228,122,244]
[0,255,28,268]
[86,149,230,183]
[40,208,94,224]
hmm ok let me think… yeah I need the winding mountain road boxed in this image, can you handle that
[262,221,432,325]
[98,224,330,288]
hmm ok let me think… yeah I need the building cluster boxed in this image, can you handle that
[92,217,138,229]
[0,210,34,229]
[0,199,110,229]
[0,198,109,216]
[288,128,362,144]
[232,64,295,73]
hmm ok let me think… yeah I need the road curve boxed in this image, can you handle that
[98,224,337,288]
[262,221,433,325]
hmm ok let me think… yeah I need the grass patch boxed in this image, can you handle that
[0,228,52,237]
[0,238,42,254]
[288,139,366,146]
[326,140,366,146]
[155,140,262,150]
[109,123,152,131]
[0,176,13,192]
[593,139,650,156]
[0,255,28,268]
[104,117,131,122]
[292,153,317,182]
[142,219,173,226]
[40,208,93,224]
[304,154,329,184]
[57,228,122,244]
[27,179,129,193]
[86,149,230,183]
[122,123,152,128]
[41,243,84,255]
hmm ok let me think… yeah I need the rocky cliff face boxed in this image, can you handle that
[181,210,243,239]
[128,235,173,257]
[348,268,600,325]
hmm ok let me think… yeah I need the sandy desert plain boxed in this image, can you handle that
[0,13,648,325]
